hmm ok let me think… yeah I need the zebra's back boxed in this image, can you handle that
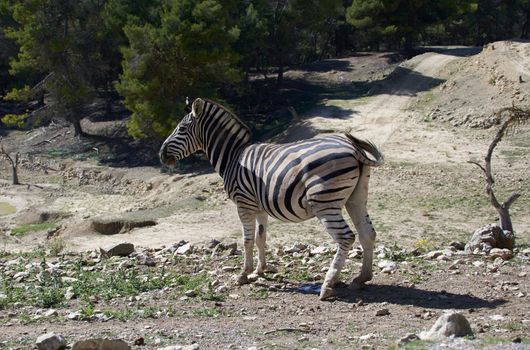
[236,134,366,222]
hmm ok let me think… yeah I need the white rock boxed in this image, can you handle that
[176,243,193,255]
[44,309,58,317]
[377,260,397,273]
[36,332,66,350]
[64,286,75,300]
[418,311,473,340]
[359,333,377,340]
[310,246,332,255]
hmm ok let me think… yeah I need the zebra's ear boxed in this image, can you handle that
[184,97,192,113]
[191,98,205,118]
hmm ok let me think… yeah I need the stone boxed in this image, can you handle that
[465,224,515,253]
[489,248,513,260]
[72,338,131,350]
[424,250,445,260]
[377,260,397,273]
[36,333,66,350]
[158,345,199,350]
[285,243,308,254]
[44,309,58,317]
[100,243,135,258]
[375,308,390,316]
[176,243,193,255]
[310,246,332,255]
[396,333,419,347]
[418,311,473,340]
[64,286,75,300]
[448,241,466,251]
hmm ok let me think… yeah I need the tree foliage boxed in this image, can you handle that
[116,0,241,138]
[1,0,529,139]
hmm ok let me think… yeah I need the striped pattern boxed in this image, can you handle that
[160,98,384,300]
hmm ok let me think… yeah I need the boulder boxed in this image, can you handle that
[100,243,135,258]
[36,333,66,350]
[465,224,514,253]
[419,311,473,340]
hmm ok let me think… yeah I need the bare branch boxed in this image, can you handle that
[503,192,520,210]
[467,160,486,175]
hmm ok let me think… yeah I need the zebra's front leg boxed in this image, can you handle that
[254,212,268,276]
[237,208,257,285]
[314,208,355,300]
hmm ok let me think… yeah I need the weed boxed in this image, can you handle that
[248,286,270,300]
[11,222,57,236]
[413,239,436,253]
[191,306,222,317]
[47,237,65,256]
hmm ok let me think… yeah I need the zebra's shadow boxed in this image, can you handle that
[284,282,505,310]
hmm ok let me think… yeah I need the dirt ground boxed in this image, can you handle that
[1,40,529,349]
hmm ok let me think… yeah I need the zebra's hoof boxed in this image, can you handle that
[319,286,335,301]
[236,274,250,285]
[349,280,367,291]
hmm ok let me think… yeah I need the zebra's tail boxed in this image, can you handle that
[344,133,385,167]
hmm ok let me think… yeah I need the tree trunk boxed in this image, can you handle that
[11,160,19,185]
[497,207,512,233]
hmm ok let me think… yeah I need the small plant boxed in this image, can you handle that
[11,222,57,236]
[47,236,65,256]
[413,239,436,253]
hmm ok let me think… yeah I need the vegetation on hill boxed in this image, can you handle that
[0,0,529,138]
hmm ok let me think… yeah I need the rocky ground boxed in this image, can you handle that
[0,238,529,349]
[1,41,529,349]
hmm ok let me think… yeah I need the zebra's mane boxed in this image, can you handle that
[202,98,252,136]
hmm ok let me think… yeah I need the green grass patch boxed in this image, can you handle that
[11,222,57,236]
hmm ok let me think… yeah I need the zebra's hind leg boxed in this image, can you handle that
[237,208,257,285]
[253,212,268,276]
[313,207,355,300]
[345,166,376,290]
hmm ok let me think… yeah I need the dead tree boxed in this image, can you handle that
[0,143,20,185]
[469,106,529,233]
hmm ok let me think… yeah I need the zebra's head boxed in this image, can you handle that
[159,98,204,166]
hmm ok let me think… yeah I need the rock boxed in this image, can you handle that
[465,224,515,253]
[310,246,332,255]
[36,332,66,350]
[91,215,156,235]
[489,248,513,260]
[377,260,397,273]
[423,250,444,260]
[396,333,419,347]
[418,311,473,340]
[375,308,390,316]
[67,311,82,320]
[184,290,197,297]
[100,243,135,258]
[44,309,58,317]
[13,271,29,282]
[284,243,308,254]
[158,345,199,350]
[448,241,466,251]
[176,243,193,255]
[64,286,75,300]
[72,338,131,350]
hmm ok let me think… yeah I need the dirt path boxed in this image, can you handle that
[303,50,472,147]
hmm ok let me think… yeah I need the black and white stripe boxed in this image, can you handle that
[160,98,384,300]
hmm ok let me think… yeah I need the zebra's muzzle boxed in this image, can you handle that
[159,145,176,166]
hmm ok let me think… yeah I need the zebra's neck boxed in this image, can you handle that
[199,106,251,178]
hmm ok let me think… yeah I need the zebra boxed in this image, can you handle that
[159,98,384,300]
